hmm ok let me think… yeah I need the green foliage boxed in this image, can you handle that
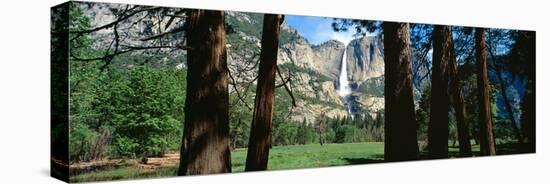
[225,12,298,47]
[278,27,302,46]
[462,72,501,144]
[493,118,516,142]
[279,62,332,82]
[335,124,365,143]
[416,73,506,149]
[111,67,185,158]
[324,128,336,143]
[72,143,386,182]
[71,165,178,182]
[416,85,431,146]
[70,123,98,162]
[110,54,186,69]
[226,12,264,38]
[68,2,92,56]
[272,87,297,146]
[272,121,299,146]
[67,3,111,162]
[67,4,186,162]
[296,119,317,145]
[112,136,140,158]
[356,76,384,97]
[228,84,255,148]
[332,19,381,35]
[70,66,185,161]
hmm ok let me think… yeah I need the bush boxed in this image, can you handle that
[335,125,366,143]
[70,124,112,162]
[325,128,336,143]
[111,67,184,160]
[70,123,97,162]
[273,121,299,146]
[296,120,317,145]
[112,136,139,158]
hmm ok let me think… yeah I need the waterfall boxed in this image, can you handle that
[337,45,354,119]
[337,46,351,97]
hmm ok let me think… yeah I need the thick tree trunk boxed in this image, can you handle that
[448,31,472,157]
[178,10,232,175]
[245,14,284,171]
[519,31,535,153]
[51,4,70,181]
[383,22,419,161]
[428,25,451,158]
[475,28,497,156]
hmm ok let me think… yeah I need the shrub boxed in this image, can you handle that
[110,67,183,161]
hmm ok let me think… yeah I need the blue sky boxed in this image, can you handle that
[285,15,358,45]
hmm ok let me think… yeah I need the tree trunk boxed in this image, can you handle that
[519,31,535,153]
[428,25,451,158]
[475,28,497,156]
[383,22,419,161]
[319,120,325,146]
[178,10,232,175]
[318,112,326,146]
[245,14,284,171]
[51,4,70,182]
[448,30,472,157]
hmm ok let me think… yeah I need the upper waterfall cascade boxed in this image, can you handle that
[337,46,351,97]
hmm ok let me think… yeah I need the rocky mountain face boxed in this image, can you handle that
[79,2,384,123]
[346,36,385,81]
[277,36,348,122]
[224,11,386,122]
[276,33,385,121]
[80,2,185,53]
[343,36,385,118]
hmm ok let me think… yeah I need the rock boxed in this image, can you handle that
[346,36,385,82]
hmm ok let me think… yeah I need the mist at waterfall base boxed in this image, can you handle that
[336,42,362,119]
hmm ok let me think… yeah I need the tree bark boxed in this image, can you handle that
[519,31,535,153]
[51,4,70,181]
[383,22,419,161]
[178,10,232,175]
[475,28,497,156]
[428,25,451,158]
[448,30,472,157]
[318,112,326,146]
[245,14,284,171]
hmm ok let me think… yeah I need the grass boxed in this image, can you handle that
[70,141,523,182]
[70,166,177,182]
[231,142,385,172]
[70,142,384,182]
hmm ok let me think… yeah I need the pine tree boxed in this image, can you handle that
[245,14,284,171]
[178,10,232,175]
[428,25,452,158]
[383,22,419,161]
[475,28,496,156]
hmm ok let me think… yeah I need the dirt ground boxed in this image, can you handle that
[69,153,181,175]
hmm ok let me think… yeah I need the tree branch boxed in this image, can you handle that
[228,67,253,111]
[276,65,297,107]
[70,6,159,35]
[275,72,291,88]
[140,26,186,41]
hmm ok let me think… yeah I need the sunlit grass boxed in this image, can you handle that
[71,141,522,183]
[71,142,384,182]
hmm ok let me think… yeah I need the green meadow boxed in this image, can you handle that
[71,142,495,182]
